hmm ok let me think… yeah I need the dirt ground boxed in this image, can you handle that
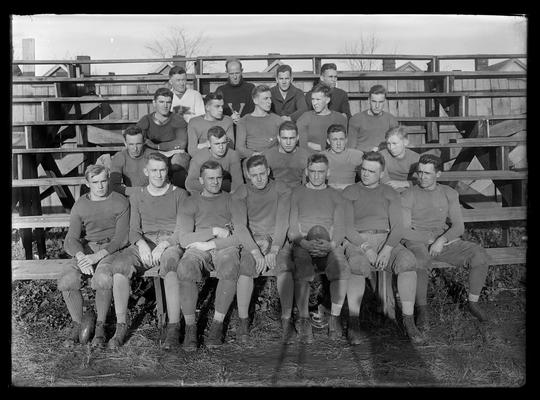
[11,284,526,387]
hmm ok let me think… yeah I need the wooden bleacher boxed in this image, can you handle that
[12,52,527,324]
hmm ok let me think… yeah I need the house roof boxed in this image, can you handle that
[263,59,284,73]
[485,58,527,71]
[395,61,422,72]
[43,64,69,77]
[153,62,174,74]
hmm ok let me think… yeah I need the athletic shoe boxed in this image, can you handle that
[161,323,180,350]
[467,301,488,322]
[281,317,296,344]
[205,321,223,348]
[347,316,368,345]
[402,314,425,344]
[328,315,343,340]
[91,321,106,348]
[297,317,314,344]
[182,323,198,351]
[62,321,81,348]
[108,322,128,350]
[415,305,430,332]
[237,318,249,344]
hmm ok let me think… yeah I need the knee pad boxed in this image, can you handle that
[177,256,202,282]
[215,253,240,281]
[90,271,113,290]
[57,269,81,291]
[469,248,490,269]
[394,249,417,273]
[111,255,135,278]
[348,254,372,276]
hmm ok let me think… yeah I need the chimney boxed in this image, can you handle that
[382,59,396,71]
[22,38,35,76]
[475,58,489,71]
[267,53,280,66]
[76,55,91,76]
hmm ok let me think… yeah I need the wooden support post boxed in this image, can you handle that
[313,57,321,75]
[153,277,167,331]
[22,38,35,77]
[172,54,186,69]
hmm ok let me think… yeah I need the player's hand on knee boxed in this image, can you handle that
[264,246,279,270]
[364,248,378,265]
[375,245,392,270]
[429,237,446,257]
[186,241,216,252]
[213,227,230,238]
[251,249,266,274]
[137,240,154,267]
[151,242,168,266]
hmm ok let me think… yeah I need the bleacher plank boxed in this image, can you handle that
[439,170,526,181]
[461,206,526,222]
[12,259,73,280]
[12,146,123,154]
[12,214,71,229]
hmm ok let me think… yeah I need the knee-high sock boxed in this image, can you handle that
[178,281,198,317]
[329,279,347,316]
[62,290,83,323]
[469,264,489,297]
[346,275,365,317]
[397,271,416,315]
[95,289,112,323]
[112,274,130,324]
[415,269,429,307]
[236,275,254,319]
[277,272,294,319]
[164,271,182,324]
[294,280,310,318]
[214,279,236,316]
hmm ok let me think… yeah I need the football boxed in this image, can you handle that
[306,225,331,242]
[79,309,96,344]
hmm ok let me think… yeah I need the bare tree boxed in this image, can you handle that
[342,33,380,71]
[145,26,211,72]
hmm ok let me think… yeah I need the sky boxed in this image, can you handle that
[11,14,527,76]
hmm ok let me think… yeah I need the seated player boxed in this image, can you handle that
[108,152,188,350]
[380,126,420,193]
[289,153,350,343]
[324,124,364,190]
[270,64,308,122]
[232,154,296,343]
[297,83,348,152]
[167,65,205,123]
[261,121,311,189]
[236,85,283,160]
[57,164,129,348]
[342,152,423,345]
[348,84,399,153]
[187,92,235,156]
[185,126,243,194]
[401,154,491,331]
[110,126,153,196]
[175,161,258,350]
[137,87,191,188]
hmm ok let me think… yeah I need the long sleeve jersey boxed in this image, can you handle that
[400,184,464,243]
[342,183,404,248]
[235,113,283,159]
[174,191,257,251]
[324,148,364,188]
[64,191,129,256]
[171,88,205,123]
[128,185,189,246]
[297,110,348,151]
[288,185,346,246]
[136,112,189,151]
[186,115,235,156]
[184,148,243,194]
[109,147,152,196]
[261,146,312,189]
[305,86,351,119]
[380,148,420,183]
[348,110,399,153]
[216,80,255,117]
[231,180,291,249]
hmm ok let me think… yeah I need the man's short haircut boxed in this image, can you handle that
[279,120,298,135]
[327,124,347,137]
[362,151,386,171]
[307,153,329,167]
[246,154,269,172]
[252,84,271,99]
[204,92,224,105]
[200,160,223,176]
[369,84,387,97]
[85,164,109,181]
[145,152,169,167]
[122,125,143,139]
[419,153,443,172]
[225,58,242,71]
[276,64,292,76]
[311,83,331,97]
[153,87,173,100]
[385,126,408,140]
[207,125,228,141]
[320,63,337,74]
[169,65,187,77]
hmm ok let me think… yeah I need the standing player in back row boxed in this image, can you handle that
[401,154,491,332]
[232,155,295,344]
[305,63,351,118]
[380,126,420,193]
[167,66,205,123]
[216,58,255,124]
[297,83,348,152]
[270,64,308,123]
[236,85,283,160]
[348,84,399,153]
[57,164,129,348]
